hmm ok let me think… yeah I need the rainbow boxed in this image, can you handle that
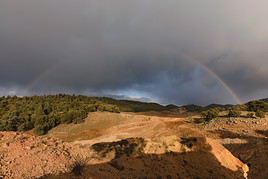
[26,60,62,92]
[179,52,242,104]
[26,51,242,104]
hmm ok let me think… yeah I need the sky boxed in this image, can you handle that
[0,0,268,105]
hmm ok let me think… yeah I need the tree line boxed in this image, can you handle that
[201,100,267,122]
[0,95,120,135]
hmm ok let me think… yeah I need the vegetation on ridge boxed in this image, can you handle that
[0,95,267,135]
[0,95,120,135]
[0,95,172,135]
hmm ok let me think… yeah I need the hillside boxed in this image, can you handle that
[0,95,174,135]
[0,97,267,178]
[1,95,268,136]
[0,112,250,179]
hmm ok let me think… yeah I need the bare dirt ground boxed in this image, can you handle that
[196,116,268,179]
[1,112,267,178]
[0,132,92,178]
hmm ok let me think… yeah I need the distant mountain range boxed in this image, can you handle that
[260,98,268,103]
[181,98,268,112]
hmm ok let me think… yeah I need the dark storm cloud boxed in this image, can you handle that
[0,0,268,105]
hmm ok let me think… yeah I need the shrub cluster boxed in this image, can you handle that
[201,109,219,122]
[246,100,267,119]
[247,100,268,112]
[255,110,265,119]
[246,112,255,119]
[227,109,241,118]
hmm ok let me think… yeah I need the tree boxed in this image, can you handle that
[34,124,49,135]
[6,116,19,131]
[201,109,219,122]
[61,111,74,124]
[246,112,255,119]
[255,110,265,118]
[18,120,34,131]
[0,121,5,131]
[228,109,241,118]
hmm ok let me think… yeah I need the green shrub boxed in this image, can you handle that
[34,124,49,135]
[228,109,241,118]
[255,110,265,118]
[247,101,268,112]
[61,111,74,124]
[5,116,20,131]
[246,112,255,119]
[18,120,34,131]
[0,121,5,131]
[201,109,219,122]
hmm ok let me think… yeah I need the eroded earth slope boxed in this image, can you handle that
[1,112,266,178]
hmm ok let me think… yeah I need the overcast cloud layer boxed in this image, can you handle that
[0,0,268,105]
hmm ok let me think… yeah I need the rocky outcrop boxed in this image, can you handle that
[88,136,248,179]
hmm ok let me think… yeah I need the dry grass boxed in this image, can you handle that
[47,112,127,142]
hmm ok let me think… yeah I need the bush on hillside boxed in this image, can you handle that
[255,110,265,119]
[201,109,219,122]
[247,101,268,112]
[227,109,241,118]
[246,112,255,119]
